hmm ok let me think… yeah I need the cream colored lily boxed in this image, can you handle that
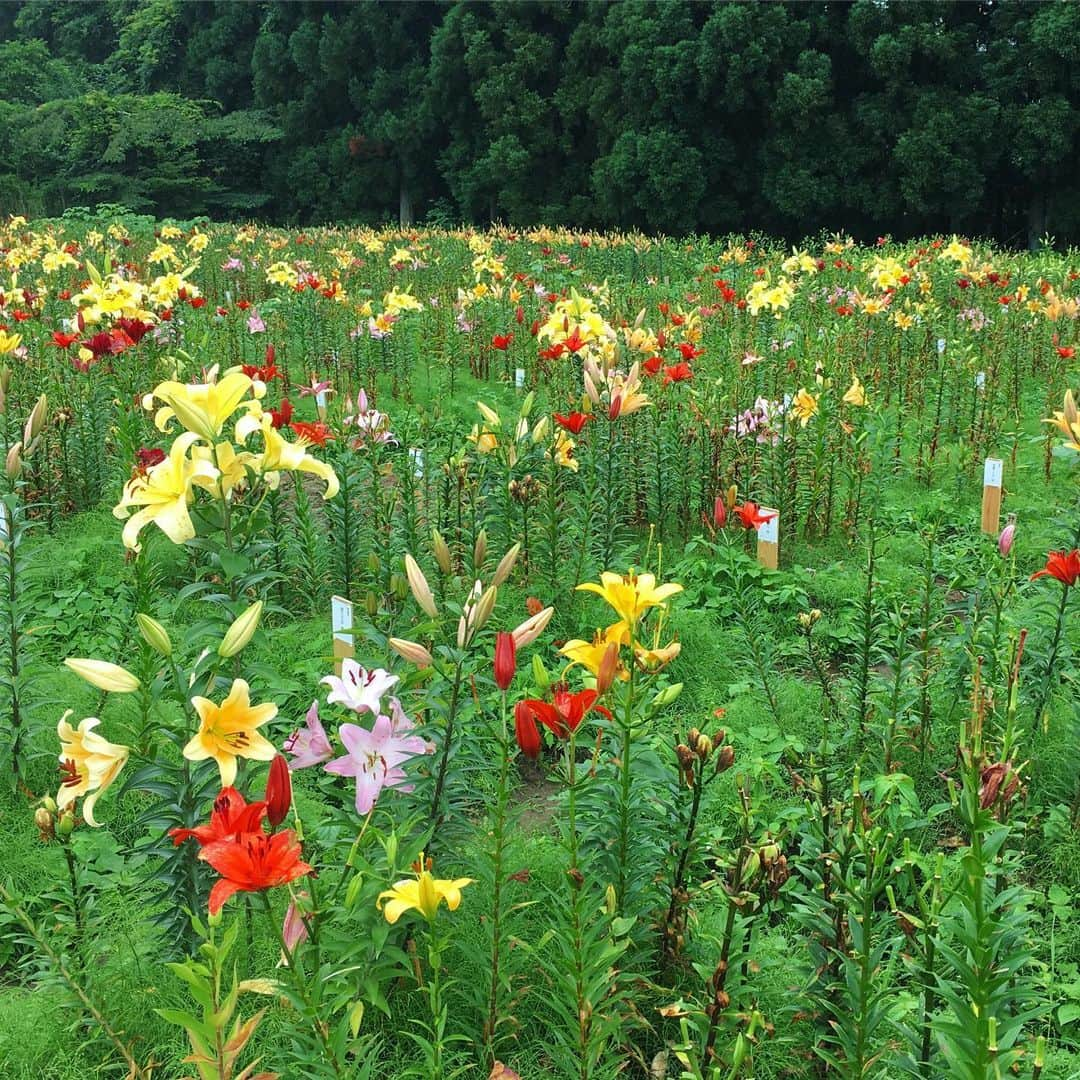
[56,711,130,827]
[113,432,219,550]
[242,415,339,499]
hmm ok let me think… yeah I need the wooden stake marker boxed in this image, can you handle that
[756,509,779,570]
[331,594,354,676]
[981,458,1003,535]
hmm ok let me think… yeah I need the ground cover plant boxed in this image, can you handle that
[3,212,1080,1078]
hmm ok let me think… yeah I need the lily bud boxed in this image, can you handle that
[531,415,549,443]
[136,613,172,657]
[712,495,727,529]
[596,641,621,696]
[367,551,381,575]
[365,590,379,617]
[520,390,535,418]
[716,745,735,773]
[432,529,452,575]
[64,657,141,693]
[531,653,550,691]
[474,529,488,569]
[264,754,292,828]
[219,600,263,658]
[477,401,501,426]
[391,573,409,602]
[512,605,554,648]
[514,700,541,759]
[494,631,516,691]
[388,637,433,668]
[4,441,21,480]
[491,543,520,587]
[472,585,498,634]
[998,515,1016,557]
[404,554,439,619]
[23,394,47,447]
[651,682,683,708]
[0,367,9,414]
[583,371,600,405]
[34,805,55,840]
[56,811,75,838]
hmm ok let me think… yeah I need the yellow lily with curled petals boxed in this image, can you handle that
[113,431,219,550]
[1046,389,1080,454]
[576,570,683,628]
[791,388,819,426]
[249,416,339,499]
[0,330,22,355]
[192,442,257,499]
[843,376,866,407]
[559,623,629,680]
[56,711,129,827]
[183,678,277,787]
[151,370,258,441]
[378,854,472,924]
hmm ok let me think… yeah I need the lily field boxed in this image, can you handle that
[4,213,1080,1080]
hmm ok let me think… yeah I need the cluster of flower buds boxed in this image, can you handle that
[4,389,47,481]
[675,726,735,788]
[746,837,790,900]
[508,473,541,506]
[796,608,823,632]
[978,760,1021,812]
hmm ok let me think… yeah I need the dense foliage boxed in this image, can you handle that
[2,0,1080,244]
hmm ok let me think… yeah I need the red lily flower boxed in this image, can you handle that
[733,502,777,530]
[49,331,80,349]
[563,327,586,354]
[663,362,693,385]
[492,333,513,351]
[189,296,207,309]
[1031,550,1080,586]
[520,685,611,740]
[1057,347,1075,360]
[269,399,294,429]
[169,786,268,848]
[677,342,704,361]
[242,360,282,383]
[553,411,592,434]
[12,310,31,322]
[290,421,334,446]
[201,830,312,915]
[135,447,166,472]
[642,356,663,377]
[236,300,252,311]
[539,342,566,361]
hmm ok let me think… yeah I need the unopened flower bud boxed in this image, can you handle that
[491,544,520,587]
[404,554,439,619]
[367,552,381,575]
[473,529,487,570]
[432,529,452,575]
[136,613,172,657]
[651,682,683,708]
[4,441,21,480]
[389,637,434,668]
[472,585,498,633]
[23,394,47,446]
[512,605,554,648]
[715,745,735,773]
[56,811,75,838]
[604,883,617,916]
[531,653,550,691]
[391,573,409,602]
[264,753,292,828]
[64,657,141,693]
[696,734,713,759]
[219,600,263,658]
[595,641,620,695]
[34,806,54,840]
[998,515,1016,557]
[365,590,379,617]
[494,631,516,691]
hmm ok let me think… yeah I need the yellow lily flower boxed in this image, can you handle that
[378,854,472,924]
[843,376,866,407]
[56,711,129,827]
[113,432,220,550]
[559,623,629,680]
[1046,389,1080,454]
[577,570,683,628]
[183,678,278,787]
[0,330,22,354]
[791,388,819,426]
[248,417,339,499]
[633,639,682,670]
[192,442,257,499]
[549,430,578,472]
[150,371,258,441]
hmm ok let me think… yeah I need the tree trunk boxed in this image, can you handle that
[399,174,413,227]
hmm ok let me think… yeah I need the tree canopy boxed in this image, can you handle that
[1,0,1078,245]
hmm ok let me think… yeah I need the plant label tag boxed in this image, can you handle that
[315,390,328,419]
[515,368,525,389]
[331,595,355,676]
[409,448,424,478]
[756,508,780,570]
[937,338,946,354]
[0,504,10,541]
[758,516,778,544]
[975,371,986,389]
[983,458,1003,488]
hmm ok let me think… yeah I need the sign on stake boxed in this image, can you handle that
[756,509,779,570]
[331,594,354,676]
[981,457,1003,535]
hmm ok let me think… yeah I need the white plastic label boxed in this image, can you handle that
[983,458,1003,488]
[975,371,986,389]
[331,595,353,646]
[315,391,328,411]
[515,368,525,389]
[758,515,779,544]
[409,448,424,478]
[937,338,946,354]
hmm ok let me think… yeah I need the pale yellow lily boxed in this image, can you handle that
[183,678,278,786]
[151,370,259,441]
[56,711,129,827]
